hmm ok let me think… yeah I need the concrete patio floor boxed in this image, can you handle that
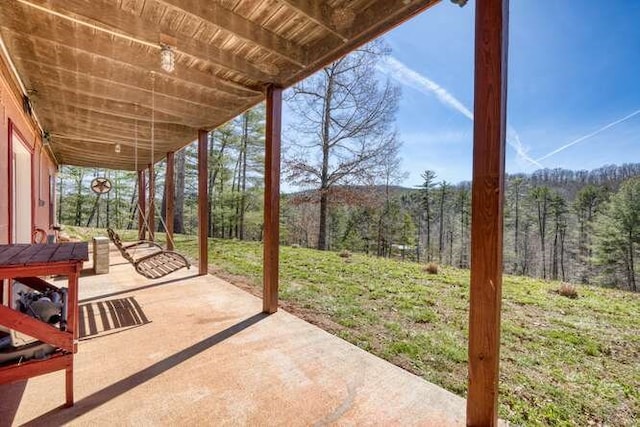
[0,245,467,426]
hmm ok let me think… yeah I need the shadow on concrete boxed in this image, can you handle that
[79,296,150,339]
[108,261,132,267]
[79,273,200,304]
[0,380,27,425]
[22,312,268,426]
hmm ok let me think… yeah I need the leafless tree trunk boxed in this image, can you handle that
[531,186,551,279]
[512,177,523,273]
[174,149,186,234]
[238,113,249,240]
[437,181,449,264]
[126,179,138,230]
[71,167,85,226]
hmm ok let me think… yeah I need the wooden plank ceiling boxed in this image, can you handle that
[0,0,440,170]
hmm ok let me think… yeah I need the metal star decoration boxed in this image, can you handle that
[90,177,113,194]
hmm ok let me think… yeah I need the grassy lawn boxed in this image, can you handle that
[70,227,640,425]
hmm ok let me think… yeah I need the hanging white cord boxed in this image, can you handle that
[134,115,138,174]
[132,74,156,244]
[151,72,155,168]
[149,71,155,242]
[133,111,153,249]
[149,72,178,249]
[127,73,178,251]
[135,76,155,244]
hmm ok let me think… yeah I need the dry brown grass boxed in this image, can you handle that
[423,262,439,274]
[558,282,579,299]
[339,249,352,258]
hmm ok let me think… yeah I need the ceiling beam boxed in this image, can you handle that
[51,129,185,167]
[17,0,281,83]
[52,135,159,154]
[284,0,439,88]
[37,98,193,127]
[341,0,439,40]
[51,135,171,169]
[30,83,219,131]
[156,0,308,67]
[51,134,157,161]
[31,84,224,127]
[12,56,251,112]
[0,18,262,97]
[54,148,150,170]
[44,114,194,148]
[278,0,348,42]
[46,115,193,141]
[52,133,151,147]
[41,102,190,127]
[36,104,196,136]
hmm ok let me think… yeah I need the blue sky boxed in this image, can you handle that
[377,0,640,186]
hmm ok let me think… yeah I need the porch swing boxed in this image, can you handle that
[106,72,190,280]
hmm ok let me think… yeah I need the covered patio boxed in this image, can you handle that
[0,247,466,425]
[0,0,509,425]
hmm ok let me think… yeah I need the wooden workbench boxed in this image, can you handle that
[0,243,88,407]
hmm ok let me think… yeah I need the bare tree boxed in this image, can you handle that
[510,176,524,273]
[531,186,551,279]
[284,40,401,250]
[550,192,568,280]
[455,185,470,268]
[437,180,450,264]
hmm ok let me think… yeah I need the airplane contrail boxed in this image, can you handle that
[507,127,543,168]
[377,56,474,120]
[377,56,542,168]
[536,109,640,162]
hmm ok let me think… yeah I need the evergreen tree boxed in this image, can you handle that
[420,170,437,262]
[594,177,640,291]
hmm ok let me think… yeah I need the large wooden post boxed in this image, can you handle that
[165,151,175,250]
[197,129,209,275]
[147,163,155,241]
[137,169,146,240]
[467,0,509,426]
[263,85,282,314]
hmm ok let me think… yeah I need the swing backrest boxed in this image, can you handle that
[107,228,136,264]
[106,228,190,279]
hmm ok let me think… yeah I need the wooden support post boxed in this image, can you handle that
[148,163,155,241]
[137,169,146,240]
[263,85,282,314]
[165,151,175,250]
[65,264,80,407]
[198,129,209,275]
[467,0,509,426]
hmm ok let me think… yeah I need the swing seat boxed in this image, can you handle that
[135,251,191,280]
[106,228,191,279]
[107,228,163,251]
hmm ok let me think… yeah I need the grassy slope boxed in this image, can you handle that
[185,239,639,426]
[70,228,639,425]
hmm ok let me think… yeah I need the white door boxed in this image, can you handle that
[11,132,32,243]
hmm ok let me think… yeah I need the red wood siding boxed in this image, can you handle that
[1,54,57,244]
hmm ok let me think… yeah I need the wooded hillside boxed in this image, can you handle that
[57,135,640,293]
